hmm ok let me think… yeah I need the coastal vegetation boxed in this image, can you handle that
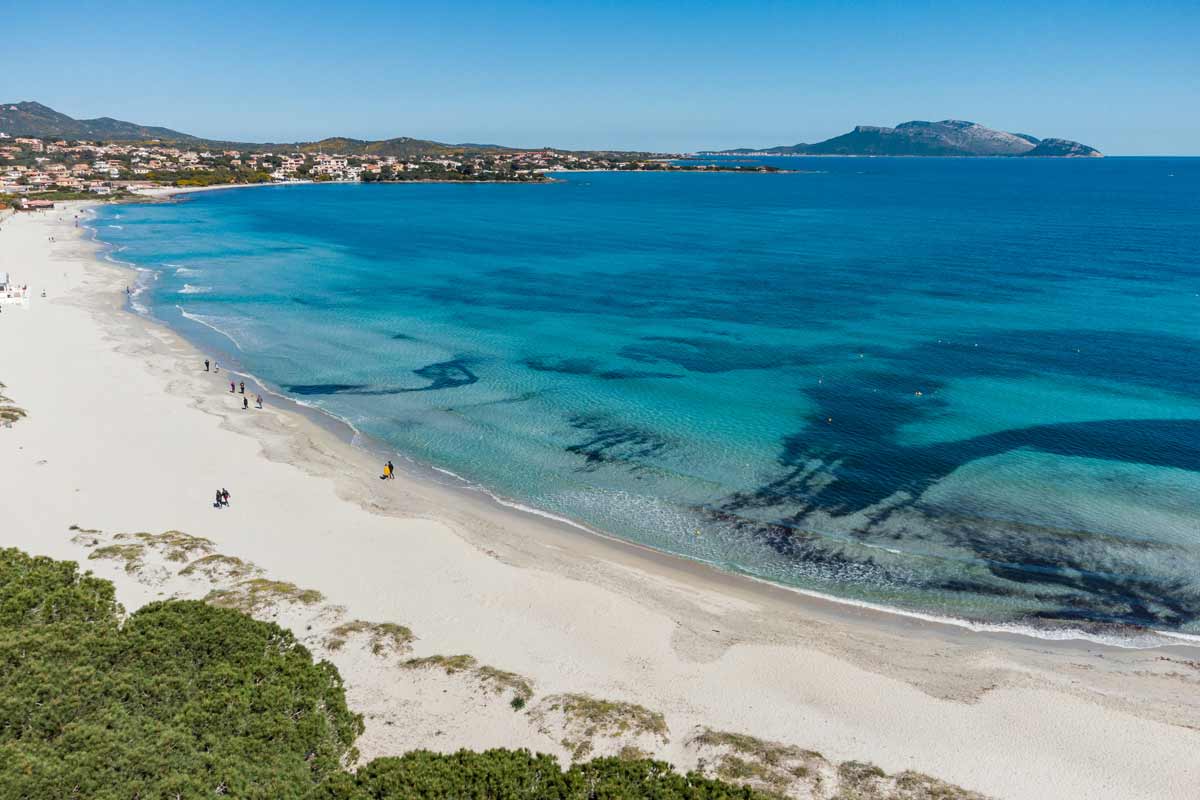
[326,619,414,655]
[689,728,826,792]
[0,547,763,799]
[685,728,989,800]
[402,653,535,705]
[0,382,25,425]
[402,652,478,673]
[475,664,536,704]
[88,541,148,573]
[533,693,671,760]
[179,552,262,581]
[0,547,361,799]
[9,537,988,798]
[161,167,275,187]
[315,751,767,799]
[361,163,548,183]
[87,530,216,574]
[133,529,216,561]
[205,577,325,614]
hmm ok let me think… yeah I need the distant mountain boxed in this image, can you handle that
[0,102,578,157]
[0,101,196,141]
[290,136,515,158]
[711,120,1102,157]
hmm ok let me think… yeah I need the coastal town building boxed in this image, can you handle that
[0,135,768,200]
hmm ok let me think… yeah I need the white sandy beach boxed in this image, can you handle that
[1,198,1198,799]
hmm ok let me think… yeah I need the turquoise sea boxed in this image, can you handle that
[91,157,1200,636]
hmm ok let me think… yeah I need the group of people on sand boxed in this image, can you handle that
[200,357,399,507]
[204,359,262,410]
[203,357,264,509]
[228,380,263,410]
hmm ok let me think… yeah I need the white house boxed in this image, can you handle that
[0,271,28,305]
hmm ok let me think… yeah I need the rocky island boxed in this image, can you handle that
[708,119,1102,157]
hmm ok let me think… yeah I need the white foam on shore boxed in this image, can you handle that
[740,574,1199,650]
[1157,629,1200,645]
[178,284,211,294]
[416,466,1197,649]
[127,267,159,315]
[283,395,366,441]
[176,307,244,351]
[101,250,134,268]
[424,463,604,536]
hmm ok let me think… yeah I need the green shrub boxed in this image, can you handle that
[314,750,766,799]
[0,548,362,800]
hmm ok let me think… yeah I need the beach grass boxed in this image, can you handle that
[88,543,146,574]
[689,728,824,794]
[402,653,478,673]
[891,770,989,799]
[205,578,324,614]
[402,654,535,705]
[82,529,218,574]
[129,530,215,562]
[617,745,652,761]
[68,524,104,547]
[535,693,669,760]
[326,619,414,655]
[475,664,534,702]
[688,728,989,799]
[0,383,25,424]
[692,728,824,766]
[178,553,261,581]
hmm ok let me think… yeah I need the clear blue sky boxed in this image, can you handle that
[4,0,1197,154]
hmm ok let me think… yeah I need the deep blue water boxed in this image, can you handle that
[92,157,1200,634]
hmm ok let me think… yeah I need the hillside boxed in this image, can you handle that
[0,102,502,155]
[292,136,515,157]
[0,101,196,141]
[0,101,639,158]
[711,120,1101,157]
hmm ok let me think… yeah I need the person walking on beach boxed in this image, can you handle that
[255,394,263,409]
[230,381,235,393]
[204,359,210,372]
[387,460,395,479]
[243,396,248,410]
[221,488,231,507]
[239,381,245,394]
[215,488,224,508]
